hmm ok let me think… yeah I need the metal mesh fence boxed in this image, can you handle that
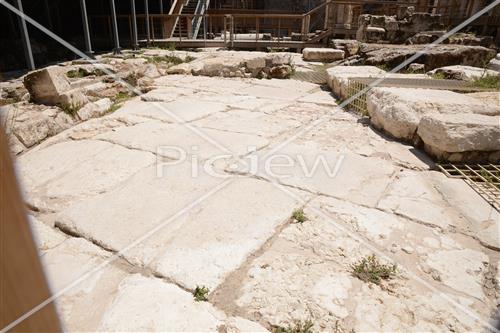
[438,163,500,210]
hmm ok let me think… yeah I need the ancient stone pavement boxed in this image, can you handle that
[17,75,499,332]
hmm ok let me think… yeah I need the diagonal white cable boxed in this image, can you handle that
[0,0,239,159]
[0,177,236,333]
[0,0,498,331]
[263,176,500,333]
[262,0,500,159]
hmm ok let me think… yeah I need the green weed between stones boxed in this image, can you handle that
[193,285,209,302]
[352,255,397,285]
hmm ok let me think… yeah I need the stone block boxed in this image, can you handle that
[23,66,71,104]
[303,48,345,62]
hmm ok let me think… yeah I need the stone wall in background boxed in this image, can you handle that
[356,7,444,44]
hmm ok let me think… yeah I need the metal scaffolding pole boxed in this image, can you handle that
[16,0,35,70]
[80,0,94,56]
[131,0,139,49]
[145,0,151,44]
[109,0,121,54]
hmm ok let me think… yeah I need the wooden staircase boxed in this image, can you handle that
[172,0,198,38]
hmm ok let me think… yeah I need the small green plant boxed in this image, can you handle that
[147,55,188,65]
[375,64,390,71]
[58,102,82,115]
[112,91,132,103]
[66,68,88,78]
[184,55,196,63]
[431,72,447,80]
[273,320,314,333]
[123,73,140,87]
[352,255,397,285]
[193,286,209,302]
[468,74,500,90]
[292,208,307,223]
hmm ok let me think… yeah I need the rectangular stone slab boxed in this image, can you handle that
[96,122,269,161]
[193,109,301,138]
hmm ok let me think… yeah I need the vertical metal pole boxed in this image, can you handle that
[159,0,163,13]
[16,0,35,70]
[131,0,139,49]
[145,0,151,44]
[109,0,121,54]
[43,0,53,30]
[80,0,94,56]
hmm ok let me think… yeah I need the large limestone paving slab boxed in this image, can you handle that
[429,172,500,250]
[98,274,225,331]
[96,121,269,161]
[114,98,227,123]
[39,235,268,332]
[298,117,433,170]
[296,89,338,106]
[154,98,229,123]
[154,75,255,94]
[377,170,469,230]
[55,163,222,260]
[17,139,155,210]
[57,167,307,291]
[367,87,500,141]
[222,196,494,332]
[239,80,318,101]
[240,142,396,207]
[41,237,129,332]
[193,109,301,138]
[150,177,308,290]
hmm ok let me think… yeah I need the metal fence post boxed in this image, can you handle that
[80,0,94,56]
[109,0,121,54]
[131,0,139,49]
[16,0,35,70]
[145,0,151,45]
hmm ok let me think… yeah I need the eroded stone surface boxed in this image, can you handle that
[367,87,500,141]
[14,62,499,333]
[225,196,495,332]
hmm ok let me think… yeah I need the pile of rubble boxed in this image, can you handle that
[167,51,295,79]
[356,7,443,44]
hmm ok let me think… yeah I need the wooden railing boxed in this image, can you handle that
[89,0,498,48]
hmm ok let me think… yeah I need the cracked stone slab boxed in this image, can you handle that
[227,196,492,332]
[41,237,130,332]
[240,142,395,207]
[298,118,433,170]
[425,248,489,300]
[151,98,228,123]
[28,215,67,252]
[18,139,155,210]
[297,89,338,106]
[429,171,500,250]
[56,163,223,262]
[40,236,268,332]
[96,121,269,161]
[98,274,225,331]
[57,165,308,291]
[193,109,301,138]
[377,170,475,230]
[98,274,270,332]
[150,177,308,290]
